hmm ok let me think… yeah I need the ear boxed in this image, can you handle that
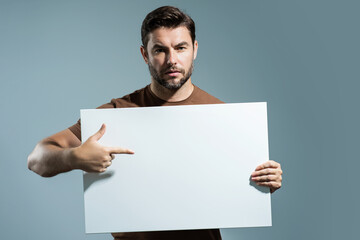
[193,40,198,60]
[140,45,149,64]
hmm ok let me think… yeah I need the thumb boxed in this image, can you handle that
[90,123,106,141]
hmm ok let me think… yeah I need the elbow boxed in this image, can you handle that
[27,153,42,176]
[27,152,37,173]
[27,150,54,178]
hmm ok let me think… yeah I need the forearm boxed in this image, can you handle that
[28,125,134,176]
[27,140,76,177]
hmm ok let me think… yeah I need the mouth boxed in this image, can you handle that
[165,70,181,73]
[164,69,182,77]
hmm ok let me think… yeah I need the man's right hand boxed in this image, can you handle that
[28,123,134,177]
[71,124,134,173]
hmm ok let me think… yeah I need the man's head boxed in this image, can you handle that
[140,6,198,90]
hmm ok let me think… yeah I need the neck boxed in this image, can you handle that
[150,79,194,102]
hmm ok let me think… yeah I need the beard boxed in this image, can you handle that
[148,61,194,90]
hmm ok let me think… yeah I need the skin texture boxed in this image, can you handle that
[28,26,282,193]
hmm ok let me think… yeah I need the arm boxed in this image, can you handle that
[27,124,134,177]
[251,160,283,193]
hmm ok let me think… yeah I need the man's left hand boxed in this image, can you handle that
[251,160,282,193]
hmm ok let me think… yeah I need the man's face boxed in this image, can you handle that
[141,26,198,90]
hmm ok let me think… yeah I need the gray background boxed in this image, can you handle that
[0,0,359,239]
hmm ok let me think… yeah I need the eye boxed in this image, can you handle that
[177,46,186,51]
[154,48,164,54]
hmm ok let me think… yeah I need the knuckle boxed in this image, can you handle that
[103,147,110,154]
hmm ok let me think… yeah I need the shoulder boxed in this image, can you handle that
[192,85,224,104]
[97,86,148,109]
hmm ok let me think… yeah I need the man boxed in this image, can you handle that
[28,6,282,240]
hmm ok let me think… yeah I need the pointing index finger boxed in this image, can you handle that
[106,146,135,155]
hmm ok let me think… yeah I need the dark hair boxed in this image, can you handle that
[141,6,196,49]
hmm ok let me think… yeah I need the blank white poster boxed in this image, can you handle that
[81,102,272,234]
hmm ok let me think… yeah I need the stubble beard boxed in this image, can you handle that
[148,62,194,90]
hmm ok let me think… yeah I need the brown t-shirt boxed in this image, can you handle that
[69,84,224,240]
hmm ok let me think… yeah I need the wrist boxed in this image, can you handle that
[64,147,80,171]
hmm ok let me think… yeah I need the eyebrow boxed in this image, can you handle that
[152,41,190,50]
[152,44,166,49]
[175,41,190,48]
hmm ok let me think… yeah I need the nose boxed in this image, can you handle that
[166,49,177,65]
